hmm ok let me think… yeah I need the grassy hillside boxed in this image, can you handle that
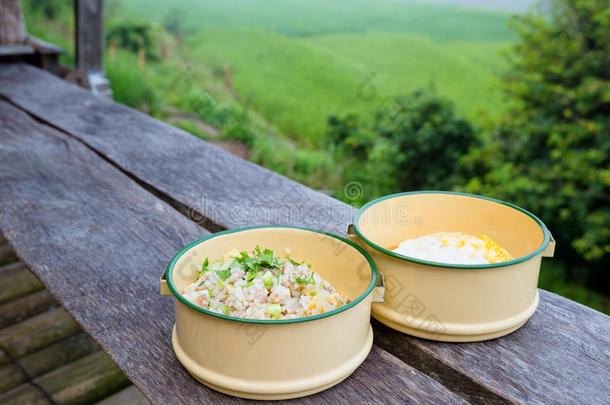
[188,29,509,146]
[112,0,513,145]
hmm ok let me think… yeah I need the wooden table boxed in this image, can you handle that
[0,63,608,404]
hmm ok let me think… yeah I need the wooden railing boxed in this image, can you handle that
[0,63,608,404]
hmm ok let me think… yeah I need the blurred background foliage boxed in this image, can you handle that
[23,0,608,313]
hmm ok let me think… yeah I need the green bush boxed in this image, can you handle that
[328,88,479,203]
[325,114,376,160]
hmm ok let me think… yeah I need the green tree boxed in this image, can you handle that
[467,0,610,292]
[328,88,478,203]
[163,6,186,40]
[371,89,478,192]
[106,23,160,60]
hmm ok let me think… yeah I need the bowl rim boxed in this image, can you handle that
[353,190,550,269]
[165,225,378,324]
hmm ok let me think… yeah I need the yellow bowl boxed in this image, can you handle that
[161,226,382,400]
[349,191,554,342]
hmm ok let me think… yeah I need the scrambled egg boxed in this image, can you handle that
[393,232,513,265]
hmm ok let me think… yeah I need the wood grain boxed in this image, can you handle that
[373,289,610,404]
[75,0,104,73]
[95,385,150,405]
[0,63,607,404]
[0,98,464,403]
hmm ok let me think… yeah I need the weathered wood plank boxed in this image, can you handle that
[0,289,57,328]
[293,345,468,405]
[95,385,150,405]
[19,332,99,378]
[0,362,27,393]
[35,351,131,405]
[0,44,35,56]
[1,63,607,404]
[0,383,50,405]
[373,289,610,404]
[0,308,80,359]
[26,35,65,56]
[0,98,464,403]
[0,99,209,403]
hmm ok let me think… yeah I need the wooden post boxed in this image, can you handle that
[74,0,112,97]
[0,0,27,45]
[0,1,64,75]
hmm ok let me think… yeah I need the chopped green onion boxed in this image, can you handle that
[262,271,274,289]
[265,303,281,319]
[217,304,229,315]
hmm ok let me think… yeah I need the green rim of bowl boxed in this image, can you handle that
[353,191,550,269]
[164,225,378,324]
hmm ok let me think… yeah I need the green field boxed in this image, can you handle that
[186,30,509,145]
[117,0,515,41]
[116,0,514,145]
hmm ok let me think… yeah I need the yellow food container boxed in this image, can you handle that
[349,191,554,342]
[161,226,383,400]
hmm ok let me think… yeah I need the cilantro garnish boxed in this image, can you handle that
[230,260,244,271]
[231,245,285,281]
[198,247,311,287]
[215,269,231,280]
